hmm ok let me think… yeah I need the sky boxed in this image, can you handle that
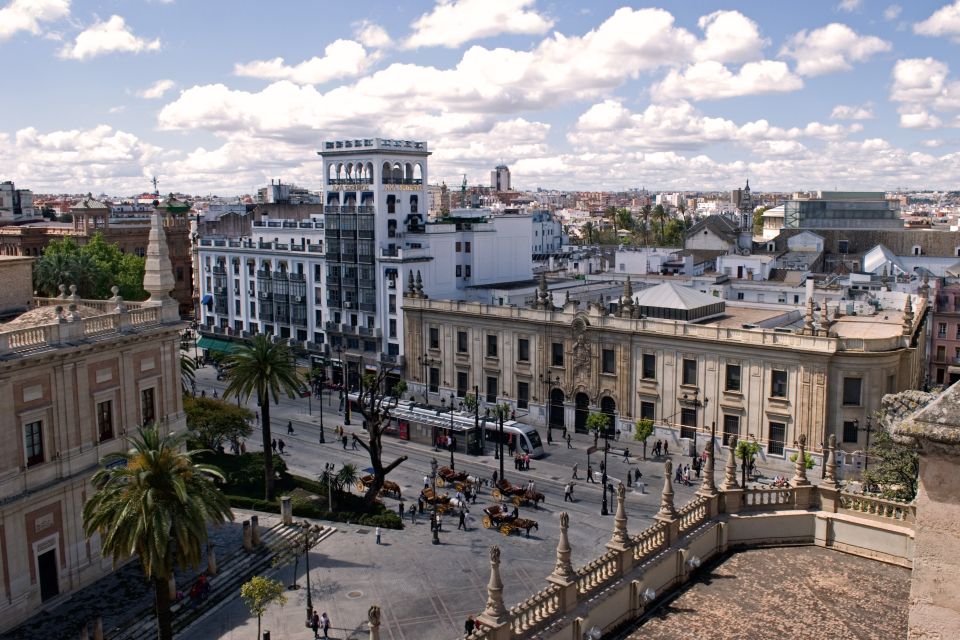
[2,0,960,196]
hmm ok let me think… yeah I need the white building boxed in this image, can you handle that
[531,210,564,254]
[0,181,38,223]
[615,247,682,275]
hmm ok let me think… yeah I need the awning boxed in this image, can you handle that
[196,336,239,354]
[201,294,213,305]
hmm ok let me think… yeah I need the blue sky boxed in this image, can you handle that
[2,0,960,195]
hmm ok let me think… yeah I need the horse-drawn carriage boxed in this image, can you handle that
[355,475,402,499]
[481,504,539,537]
[420,487,456,514]
[491,479,545,508]
[435,466,477,491]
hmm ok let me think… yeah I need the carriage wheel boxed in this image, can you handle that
[482,516,492,529]
[492,488,502,500]
[513,496,522,507]
[500,524,512,536]
[436,477,445,488]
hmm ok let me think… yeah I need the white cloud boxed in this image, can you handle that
[404,0,553,49]
[830,103,874,120]
[137,79,175,100]
[354,20,391,49]
[653,60,803,101]
[0,0,69,40]
[914,1,960,41]
[890,58,960,129]
[836,0,862,12]
[780,23,890,76]
[58,15,160,60]
[884,4,902,21]
[694,11,768,64]
[234,40,370,85]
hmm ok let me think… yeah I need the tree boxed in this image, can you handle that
[240,576,287,639]
[582,221,595,245]
[753,205,769,236]
[32,233,147,300]
[634,418,655,459]
[223,335,303,500]
[82,426,232,640]
[862,430,919,501]
[181,353,197,393]
[653,204,668,244]
[615,208,634,234]
[585,412,610,443]
[351,366,409,506]
[336,463,359,493]
[463,392,479,415]
[184,396,254,451]
[736,439,761,484]
[272,522,324,591]
[640,204,652,245]
[789,450,815,469]
[663,218,686,246]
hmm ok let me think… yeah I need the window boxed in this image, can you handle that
[937,345,946,361]
[838,240,849,254]
[457,330,468,354]
[141,388,156,426]
[602,348,615,374]
[641,353,656,380]
[517,338,530,362]
[682,358,697,386]
[843,420,859,443]
[939,322,947,338]
[887,374,896,394]
[456,372,468,397]
[25,420,43,467]
[389,319,397,338]
[725,364,741,392]
[551,342,564,367]
[768,421,786,456]
[455,265,462,278]
[770,370,787,398]
[429,327,439,349]
[842,377,862,406]
[486,376,498,403]
[680,408,697,440]
[722,415,740,446]
[465,265,471,278]
[486,334,498,358]
[456,241,462,252]
[429,367,439,393]
[465,242,471,253]
[97,400,114,441]
[389,294,396,313]
[517,381,529,409]
[640,401,655,421]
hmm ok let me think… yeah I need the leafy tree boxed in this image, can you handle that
[463,392,479,414]
[753,205,769,235]
[789,450,815,469]
[223,335,303,500]
[586,412,611,443]
[83,427,232,640]
[351,366,409,505]
[862,430,919,501]
[240,576,286,639]
[32,233,146,300]
[663,218,686,246]
[582,221,595,245]
[736,439,761,484]
[653,204,668,243]
[181,353,196,393]
[615,208,634,233]
[336,463,359,493]
[634,418,655,459]
[272,522,325,590]
[184,396,254,451]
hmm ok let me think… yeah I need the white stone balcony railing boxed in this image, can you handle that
[508,584,561,637]
[631,521,668,563]
[677,495,711,534]
[838,492,915,523]
[33,296,147,311]
[575,548,621,595]
[741,486,796,511]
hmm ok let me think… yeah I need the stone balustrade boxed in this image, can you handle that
[741,486,796,510]
[839,492,915,523]
[575,549,621,595]
[508,584,561,637]
[677,495,710,534]
[631,521,668,564]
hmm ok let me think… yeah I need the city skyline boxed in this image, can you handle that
[2,0,960,194]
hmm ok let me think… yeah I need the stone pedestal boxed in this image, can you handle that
[281,496,293,525]
[251,515,261,546]
[242,520,252,552]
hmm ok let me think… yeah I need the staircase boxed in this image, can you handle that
[107,522,337,639]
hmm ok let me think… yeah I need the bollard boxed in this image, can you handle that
[94,617,103,640]
[243,520,253,552]
[207,542,218,576]
[251,515,261,546]
[280,496,293,525]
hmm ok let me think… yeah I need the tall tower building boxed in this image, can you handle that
[491,164,510,192]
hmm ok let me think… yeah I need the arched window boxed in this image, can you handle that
[414,163,423,184]
[381,162,391,184]
[328,163,336,183]
[387,195,396,214]
[410,195,418,214]
[392,163,403,182]
[404,162,413,182]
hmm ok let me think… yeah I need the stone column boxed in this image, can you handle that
[608,483,630,548]
[697,425,718,515]
[477,546,511,637]
[720,436,743,514]
[206,542,218,576]
[818,434,840,512]
[242,520,252,552]
[655,460,679,544]
[281,496,293,525]
[791,434,812,509]
[547,512,579,614]
[367,605,381,640]
[251,515,261,546]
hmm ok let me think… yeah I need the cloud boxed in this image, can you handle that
[235,39,370,85]
[354,20,391,49]
[137,79,175,100]
[780,23,890,76]
[836,0,862,12]
[404,0,553,49]
[653,60,803,101]
[830,103,874,120]
[0,0,69,40]
[890,58,960,128]
[694,10,768,64]
[914,1,960,41]
[884,4,902,21]
[58,15,160,60]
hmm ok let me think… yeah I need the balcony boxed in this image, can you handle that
[382,178,423,186]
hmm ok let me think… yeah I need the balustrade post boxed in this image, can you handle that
[367,605,381,640]
[547,512,580,614]
[606,483,633,575]
[477,546,512,640]
[242,520,252,552]
[818,434,840,512]
[697,424,719,516]
[719,436,744,514]
[791,434,812,509]
[655,460,680,544]
[251,515,261,546]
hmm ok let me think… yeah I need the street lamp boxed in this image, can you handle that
[430,457,440,545]
[493,403,509,481]
[317,366,326,444]
[539,374,560,438]
[418,354,440,404]
[335,343,350,425]
[299,520,323,622]
[601,427,610,516]
[448,392,457,470]
[857,417,874,474]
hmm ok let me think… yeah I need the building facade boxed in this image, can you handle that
[930,280,960,387]
[0,181,39,224]
[491,165,510,192]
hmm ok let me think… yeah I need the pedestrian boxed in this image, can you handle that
[634,468,642,482]
[376,526,381,544]
[342,435,348,450]
[524,453,530,469]
[351,436,358,450]
[566,433,573,449]
[424,475,430,489]
[587,464,594,483]
[409,503,417,524]
[311,612,320,639]
[320,612,331,639]
[458,509,466,530]
[240,440,247,454]
[271,439,277,454]
[564,482,574,502]
[287,420,294,435]
[465,615,476,638]
[623,448,630,462]
[212,389,218,399]
[398,501,405,519]
[492,470,498,485]
[547,429,553,445]
[572,463,579,479]
[562,426,568,439]
[279,439,287,453]
[664,440,669,456]
[200,389,206,398]
[674,464,682,483]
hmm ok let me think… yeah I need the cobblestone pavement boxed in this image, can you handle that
[626,545,910,640]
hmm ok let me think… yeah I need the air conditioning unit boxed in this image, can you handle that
[344,302,353,308]
[294,296,303,302]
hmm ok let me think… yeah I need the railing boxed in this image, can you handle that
[129,306,161,326]
[677,495,710,534]
[83,315,120,337]
[839,492,915,522]
[509,584,561,637]
[6,326,49,349]
[575,548,620,595]
[631,520,668,563]
[741,487,795,510]
[33,297,146,311]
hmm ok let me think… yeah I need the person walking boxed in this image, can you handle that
[409,503,417,524]
[572,463,579,479]
[320,612,331,639]
[342,434,348,450]
[492,470,498,485]
[278,439,286,454]
[287,420,294,435]
[566,433,573,449]
[239,440,247,454]
[564,482,574,502]
[375,526,381,544]
[623,448,630,462]
[587,464,595,483]
[271,439,277,454]
[547,429,553,445]
[351,436,359,450]
[664,440,669,456]
[458,509,467,530]
[398,501,405,519]
[311,611,320,638]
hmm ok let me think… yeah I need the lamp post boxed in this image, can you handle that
[335,343,350,425]
[473,384,481,455]
[856,417,874,474]
[448,393,457,470]
[430,457,440,545]
[317,367,326,444]
[493,403,509,481]
[539,374,560,438]
[299,521,322,622]
[601,425,610,516]
[418,354,440,404]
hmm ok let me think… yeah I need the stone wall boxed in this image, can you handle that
[0,257,34,317]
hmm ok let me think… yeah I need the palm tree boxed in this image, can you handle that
[83,427,232,640]
[222,335,302,500]
[641,204,652,245]
[653,205,668,245]
[180,353,196,393]
[33,252,74,297]
[336,463,359,493]
[615,208,633,234]
[582,221,595,245]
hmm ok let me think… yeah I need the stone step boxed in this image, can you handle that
[106,522,336,640]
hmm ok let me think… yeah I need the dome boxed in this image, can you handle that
[2,304,103,330]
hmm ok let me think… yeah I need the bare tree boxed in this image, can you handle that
[350,363,409,505]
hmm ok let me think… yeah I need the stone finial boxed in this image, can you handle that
[68,284,80,301]
[619,277,635,318]
[609,482,629,546]
[823,433,839,488]
[54,305,65,322]
[902,294,914,336]
[656,459,677,521]
[791,433,810,487]
[533,272,551,310]
[482,545,508,622]
[721,435,739,490]
[57,283,67,299]
[803,296,815,334]
[368,604,382,640]
[143,212,176,306]
[698,428,718,497]
[549,512,574,582]
[415,271,427,299]
[68,302,81,321]
[406,270,416,297]
[921,273,930,300]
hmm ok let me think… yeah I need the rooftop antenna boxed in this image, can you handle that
[151,176,159,196]
[460,174,468,207]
